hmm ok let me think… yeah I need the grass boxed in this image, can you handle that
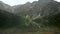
[0,28,60,34]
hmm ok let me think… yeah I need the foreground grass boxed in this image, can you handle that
[0,28,60,34]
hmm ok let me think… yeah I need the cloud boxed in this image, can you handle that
[55,0,60,1]
[0,0,38,6]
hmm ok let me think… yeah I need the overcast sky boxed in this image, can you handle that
[0,0,60,6]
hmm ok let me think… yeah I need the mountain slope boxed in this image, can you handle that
[0,1,14,13]
[13,0,54,17]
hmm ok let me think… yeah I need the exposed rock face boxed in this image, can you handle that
[0,0,57,18]
[40,1,60,17]
[40,1,59,16]
[0,0,60,30]
[13,2,32,14]
[39,0,53,3]
[0,1,14,13]
[0,0,60,17]
[13,0,55,17]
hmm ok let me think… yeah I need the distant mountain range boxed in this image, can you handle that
[0,0,60,17]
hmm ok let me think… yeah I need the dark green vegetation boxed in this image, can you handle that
[0,9,39,29]
[0,0,60,31]
[0,9,26,29]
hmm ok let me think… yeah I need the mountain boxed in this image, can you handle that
[13,0,55,17]
[0,0,60,32]
[0,8,26,29]
[0,1,14,13]
[0,0,60,17]
[13,2,32,14]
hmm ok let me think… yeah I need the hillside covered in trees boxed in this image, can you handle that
[0,0,60,34]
